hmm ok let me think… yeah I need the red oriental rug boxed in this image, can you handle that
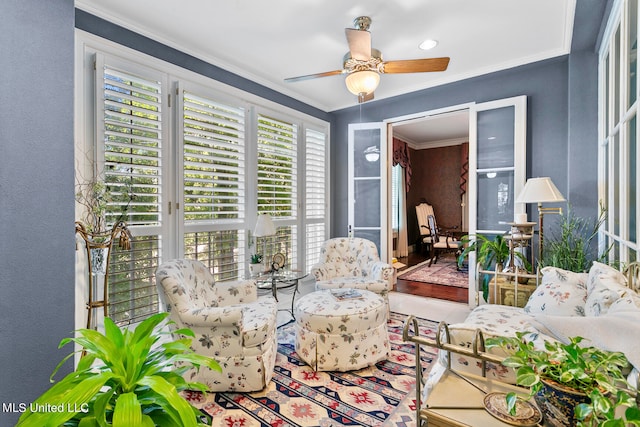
[398,255,469,288]
[185,312,438,426]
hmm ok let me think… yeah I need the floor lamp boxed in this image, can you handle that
[515,177,566,264]
[254,213,276,273]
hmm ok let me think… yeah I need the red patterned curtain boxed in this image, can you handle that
[392,137,412,192]
[460,142,469,197]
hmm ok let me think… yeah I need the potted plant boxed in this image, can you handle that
[17,312,221,427]
[487,332,640,426]
[457,234,529,301]
[540,204,610,273]
[249,253,263,276]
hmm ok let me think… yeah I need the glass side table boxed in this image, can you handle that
[253,270,308,319]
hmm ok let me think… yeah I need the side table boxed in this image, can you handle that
[254,270,308,319]
[421,370,537,427]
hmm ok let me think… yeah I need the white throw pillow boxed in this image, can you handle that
[585,273,630,316]
[587,261,626,293]
[524,281,587,316]
[540,266,588,289]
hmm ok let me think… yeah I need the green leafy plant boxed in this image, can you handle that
[457,233,510,269]
[17,312,221,427]
[540,204,610,272]
[457,234,529,301]
[250,253,263,264]
[487,333,640,426]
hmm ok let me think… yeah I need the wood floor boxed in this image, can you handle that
[395,251,469,304]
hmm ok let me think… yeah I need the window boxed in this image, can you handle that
[78,35,329,327]
[304,127,328,272]
[180,87,247,282]
[97,57,165,325]
[599,0,639,264]
[257,113,298,269]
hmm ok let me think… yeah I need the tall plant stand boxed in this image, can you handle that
[75,221,131,329]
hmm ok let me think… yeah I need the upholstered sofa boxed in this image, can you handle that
[310,237,394,311]
[156,259,278,392]
[421,261,640,398]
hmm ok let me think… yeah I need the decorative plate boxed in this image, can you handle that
[272,253,286,269]
[483,392,542,427]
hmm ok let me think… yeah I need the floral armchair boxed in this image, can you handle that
[310,237,394,310]
[156,259,277,392]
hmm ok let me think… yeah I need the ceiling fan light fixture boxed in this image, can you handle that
[345,70,380,97]
[419,39,438,50]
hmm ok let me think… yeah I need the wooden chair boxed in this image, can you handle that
[415,202,459,256]
[426,214,462,267]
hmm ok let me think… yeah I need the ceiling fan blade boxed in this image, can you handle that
[284,69,344,83]
[382,57,450,74]
[345,28,371,60]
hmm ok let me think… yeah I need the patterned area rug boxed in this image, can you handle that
[398,255,469,288]
[184,312,438,426]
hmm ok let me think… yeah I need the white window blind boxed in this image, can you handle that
[305,128,327,272]
[102,66,163,226]
[257,114,297,218]
[181,89,247,280]
[391,165,401,231]
[182,91,246,223]
[98,60,164,325]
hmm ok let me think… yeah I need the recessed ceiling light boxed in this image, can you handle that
[419,39,438,50]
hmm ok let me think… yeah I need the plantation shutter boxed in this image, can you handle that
[182,90,246,223]
[101,66,163,226]
[305,127,328,272]
[96,55,165,325]
[180,88,247,281]
[257,114,297,217]
[257,113,298,268]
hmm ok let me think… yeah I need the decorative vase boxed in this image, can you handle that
[534,378,590,427]
[249,263,261,277]
[90,247,109,275]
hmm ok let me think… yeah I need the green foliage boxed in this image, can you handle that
[76,174,134,235]
[17,313,221,427]
[540,204,609,272]
[457,234,529,301]
[487,333,638,426]
[250,253,263,264]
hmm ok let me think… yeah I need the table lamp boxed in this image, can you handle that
[254,213,276,272]
[515,177,566,262]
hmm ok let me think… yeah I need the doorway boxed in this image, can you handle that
[390,110,470,303]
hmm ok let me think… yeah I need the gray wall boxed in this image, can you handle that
[329,0,606,238]
[0,0,75,425]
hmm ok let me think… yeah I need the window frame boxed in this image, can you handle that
[599,0,639,265]
[75,30,330,329]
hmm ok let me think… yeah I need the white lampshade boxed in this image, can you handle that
[254,213,276,237]
[345,70,380,96]
[516,177,566,204]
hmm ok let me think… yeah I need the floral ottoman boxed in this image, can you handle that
[294,289,390,371]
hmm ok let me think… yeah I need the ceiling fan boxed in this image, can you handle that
[285,16,450,103]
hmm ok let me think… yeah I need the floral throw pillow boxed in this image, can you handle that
[524,280,587,316]
[587,261,626,294]
[539,266,588,288]
[585,273,630,316]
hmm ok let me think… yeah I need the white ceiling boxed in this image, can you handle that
[393,110,471,149]
[76,0,576,114]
